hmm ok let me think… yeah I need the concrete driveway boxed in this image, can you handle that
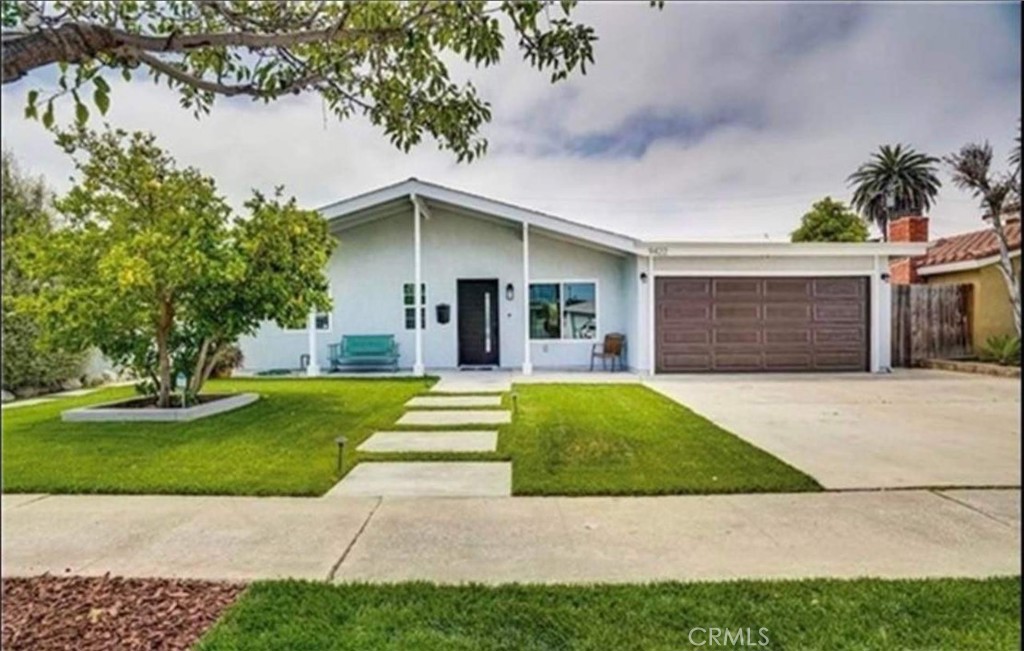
[647,370,1021,490]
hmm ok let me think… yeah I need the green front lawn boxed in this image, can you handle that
[500,384,819,495]
[197,577,1021,651]
[1,378,432,496]
[2,379,815,496]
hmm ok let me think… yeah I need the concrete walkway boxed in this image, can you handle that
[3,489,1018,583]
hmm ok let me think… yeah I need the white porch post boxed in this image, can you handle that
[522,222,533,375]
[647,254,655,375]
[872,254,892,373]
[306,309,319,376]
[412,194,425,376]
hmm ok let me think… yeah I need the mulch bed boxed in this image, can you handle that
[2,575,245,651]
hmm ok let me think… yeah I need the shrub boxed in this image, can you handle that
[211,345,244,379]
[979,334,1021,367]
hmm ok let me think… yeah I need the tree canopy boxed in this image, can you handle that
[3,1,657,161]
[790,196,869,243]
[15,127,335,407]
[847,144,942,240]
[945,138,1021,336]
[1,150,86,391]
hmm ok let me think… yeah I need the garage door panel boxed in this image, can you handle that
[764,279,812,298]
[660,303,711,321]
[655,276,869,373]
[764,329,812,345]
[714,329,761,344]
[764,352,813,371]
[712,304,760,320]
[663,329,711,345]
[764,303,813,321]
[711,278,761,301]
[660,278,710,298]
[814,328,866,345]
[814,278,864,298]
[813,303,864,322]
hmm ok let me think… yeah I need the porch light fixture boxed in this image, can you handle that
[505,282,515,301]
[335,436,347,475]
[640,272,649,284]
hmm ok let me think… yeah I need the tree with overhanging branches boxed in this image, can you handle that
[944,131,1022,337]
[2,0,659,160]
[15,127,335,408]
[847,144,942,241]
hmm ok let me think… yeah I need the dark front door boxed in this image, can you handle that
[458,279,500,366]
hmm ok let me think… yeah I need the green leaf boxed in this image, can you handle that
[26,89,38,108]
[94,88,110,116]
[75,100,89,126]
[93,76,110,93]
[122,67,132,82]
[41,101,54,129]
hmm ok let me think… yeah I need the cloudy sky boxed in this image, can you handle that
[2,2,1020,241]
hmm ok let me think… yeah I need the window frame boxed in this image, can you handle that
[403,282,427,330]
[528,278,599,343]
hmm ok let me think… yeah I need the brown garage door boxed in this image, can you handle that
[655,276,869,372]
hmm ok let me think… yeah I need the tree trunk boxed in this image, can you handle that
[990,216,1022,336]
[155,300,174,408]
[188,337,212,395]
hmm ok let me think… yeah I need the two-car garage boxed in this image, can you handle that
[654,276,870,372]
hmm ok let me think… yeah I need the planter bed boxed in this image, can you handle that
[61,393,260,422]
[920,358,1021,378]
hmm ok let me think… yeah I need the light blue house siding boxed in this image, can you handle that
[238,204,639,372]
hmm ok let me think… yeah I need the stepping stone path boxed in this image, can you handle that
[326,462,511,498]
[328,372,516,497]
[358,431,498,453]
[406,395,502,408]
[396,410,511,427]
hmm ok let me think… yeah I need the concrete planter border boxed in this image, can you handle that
[61,393,260,422]
[920,358,1021,379]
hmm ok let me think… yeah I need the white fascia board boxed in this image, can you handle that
[917,250,1021,276]
[637,241,928,258]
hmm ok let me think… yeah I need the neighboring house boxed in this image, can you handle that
[239,179,925,375]
[888,214,1021,352]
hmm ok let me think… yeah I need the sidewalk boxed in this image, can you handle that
[2,489,1019,584]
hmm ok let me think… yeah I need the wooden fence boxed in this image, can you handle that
[891,284,973,367]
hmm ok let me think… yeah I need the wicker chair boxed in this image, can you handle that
[590,333,625,372]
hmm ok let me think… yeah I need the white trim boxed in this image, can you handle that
[651,269,871,277]
[527,279,600,343]
[642,241,928,258]
[917,250,1021,276]
[522,223,532,375]
[412,194,425,376]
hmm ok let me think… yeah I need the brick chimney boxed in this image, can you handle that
[887,214,929,284]
[888,215,929,242]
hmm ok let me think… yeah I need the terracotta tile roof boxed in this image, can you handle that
[917,219,1021,268]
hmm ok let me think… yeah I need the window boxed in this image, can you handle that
[404,283,426,329]
[529,281,597,340]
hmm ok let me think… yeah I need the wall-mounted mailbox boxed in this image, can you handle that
[436,303,451,325]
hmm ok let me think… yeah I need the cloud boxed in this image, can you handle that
[1,2,1019,241]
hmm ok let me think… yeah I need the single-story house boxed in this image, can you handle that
[888,213,1021,351]
[239,179,925,375]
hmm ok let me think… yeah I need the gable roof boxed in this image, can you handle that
[917,219,1021,271]
[317,178,929,259]
[318,178,639,254]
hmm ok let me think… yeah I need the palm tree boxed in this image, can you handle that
[945,140,1021,336]
[847,144,942,241]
